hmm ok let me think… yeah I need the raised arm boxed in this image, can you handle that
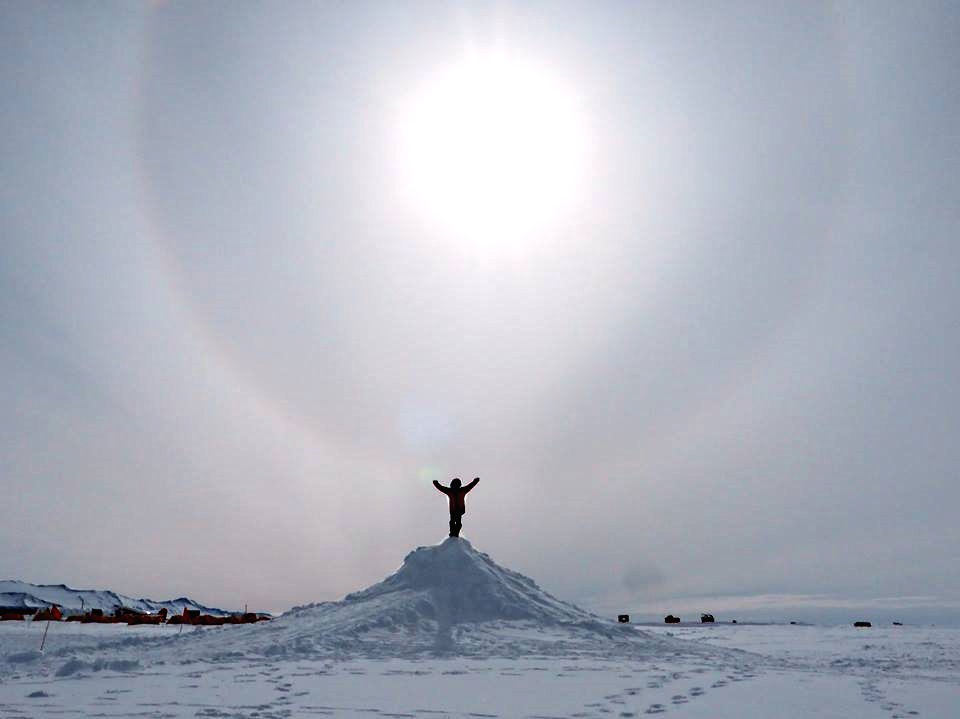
[463,477,479,493]
[433,479,449,495]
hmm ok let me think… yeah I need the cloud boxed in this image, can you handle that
[2,2,959,621]
[621,564,667,593]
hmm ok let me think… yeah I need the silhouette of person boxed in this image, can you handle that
[433,477,479,537]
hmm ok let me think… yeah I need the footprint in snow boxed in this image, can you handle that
[689,687,705,697]
[645,704,667,714]
[670,695,688,705]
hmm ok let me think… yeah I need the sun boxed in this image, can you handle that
[397,54,588,251]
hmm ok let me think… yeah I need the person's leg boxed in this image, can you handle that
[449,512,462,537]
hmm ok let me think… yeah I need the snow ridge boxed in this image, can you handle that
[0,580,226,616]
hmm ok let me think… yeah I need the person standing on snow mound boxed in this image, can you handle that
[432,477,479,537]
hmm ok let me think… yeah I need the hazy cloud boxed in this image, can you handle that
[2,2,958,621]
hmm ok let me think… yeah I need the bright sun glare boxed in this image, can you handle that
[398,54,587,250]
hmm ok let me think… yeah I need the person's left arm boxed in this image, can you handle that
[464,477,479,493]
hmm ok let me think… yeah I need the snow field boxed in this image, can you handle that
[2,540,957,716]
[3,627,957,717]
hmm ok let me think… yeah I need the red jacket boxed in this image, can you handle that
[433,478,478,514]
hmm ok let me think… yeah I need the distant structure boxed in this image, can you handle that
[700,613,715,623]
[854,621,872,628]
[617,614,630,623]
[664,614,680,624]
[33,605,62,622]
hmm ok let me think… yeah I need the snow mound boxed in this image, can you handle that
[335,537,601,627]
[166,538,686,661]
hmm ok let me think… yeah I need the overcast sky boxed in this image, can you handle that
[3,1,959,623]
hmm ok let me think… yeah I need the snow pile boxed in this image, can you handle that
[285,537,607,637]
[166,538,685,661]
[0,580,226,616]
[333,536,601,626]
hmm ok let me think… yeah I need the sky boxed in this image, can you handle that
[2,1,959,623]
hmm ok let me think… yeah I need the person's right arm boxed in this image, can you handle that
[433,480,448,494]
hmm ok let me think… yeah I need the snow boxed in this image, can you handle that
[1,538,957,716]
[0,579,227,616]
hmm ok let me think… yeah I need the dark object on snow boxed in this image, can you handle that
[893,621,903,626]
[196,614,226,625]
[237,612,272,623]
[731,620,738,624]
[170,608,202,625]
[701,613,715,623]
[790,621,798,625]
[0,612,25,621]
[114,606,145,618]
[0,606,38,616]
[433,477,479,537]
[125,607,168,626]
[854,621,872,628]
[77,608,121,623]
[34,605,62,622]
[126,613,164,626]
[664,614,680,624]
[617,614,630,623]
